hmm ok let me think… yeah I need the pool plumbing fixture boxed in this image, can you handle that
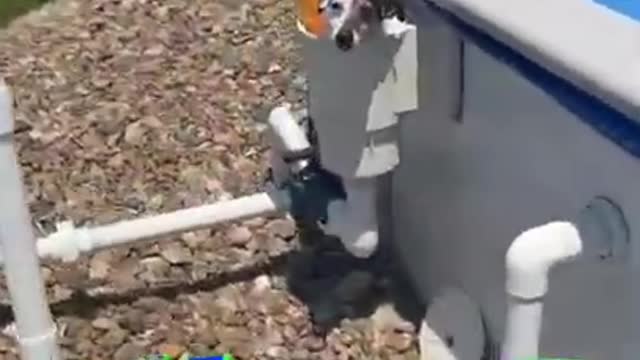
[0,104,349,265]
[0,81,62,360]
[502,197,629,360]
[0,86,351,360]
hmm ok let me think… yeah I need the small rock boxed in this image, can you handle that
[51,285,74,300]
[118,308,145,333]
[91,317,118,330]
[193,328,219,347]
[135,297,172,312]
[61,317,91,339]
[400,348,421,360]
[114,343,145,360]
[382,331,414,352]
[98,327,128,348]
[225,225,252,246]
[160,243,193,265]
[291,348,310,360]
[244,217,266,228]
[252,274,271,293]
[148,194,165,211]
[262,318,284,346]
[188,343,213,356]
[157,343,186,358]
[54,266,88,289]
[215,326,252,348]
[267,63,282,73]
[41,267,54,285]
[303,336,325,352]
[124,121,146,145]
[292,74,308,91]
[266,345,288,358]
[109,258,144,289]
[268,236,289,255]
[282,325,299,343]
[140,256,171,281]
[89,252,112,280]
[371,303,415,333]
[266,219,296,239]
[181,230,210,249]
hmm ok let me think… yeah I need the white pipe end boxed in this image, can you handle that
[267,105,311,179]
[0,81,14,136]
[506,221,582,299]
[268,105,311,153]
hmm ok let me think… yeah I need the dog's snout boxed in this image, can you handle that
[335,31,354,50]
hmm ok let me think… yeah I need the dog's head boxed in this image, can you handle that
[319,0,377,51]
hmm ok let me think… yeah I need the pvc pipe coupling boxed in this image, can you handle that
[37,221,92,263]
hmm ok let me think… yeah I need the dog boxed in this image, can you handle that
[318,0,411,51]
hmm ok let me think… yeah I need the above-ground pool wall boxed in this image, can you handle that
[391,20,640,359]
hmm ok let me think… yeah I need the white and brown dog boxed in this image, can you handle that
[318,0,413,51]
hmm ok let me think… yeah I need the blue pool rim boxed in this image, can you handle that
[594,0,640,21]
[409,0,640,159]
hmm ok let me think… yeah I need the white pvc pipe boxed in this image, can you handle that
[324,177,379,258]
[502,299,543,360]
[0,82,61,360]
[37,191,290,262]
[267,105,312,186]
[4,105,309,265]
[501,221,582,360]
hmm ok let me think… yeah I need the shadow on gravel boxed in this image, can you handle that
[285,222,425,335]
[0,224,424,336]
[0,251,291,327]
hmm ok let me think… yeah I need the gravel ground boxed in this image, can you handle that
[0,0,424,359]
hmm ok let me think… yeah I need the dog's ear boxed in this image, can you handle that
[374,0,406,21]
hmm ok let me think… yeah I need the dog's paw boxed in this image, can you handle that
[382,16,415,38]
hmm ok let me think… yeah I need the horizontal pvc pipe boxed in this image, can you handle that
[9,105,309,264]
[0,82,61,360]
[37,191,290,262]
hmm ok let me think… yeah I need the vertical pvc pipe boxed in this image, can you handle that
[502,298,543,360]
[0,82,60,360]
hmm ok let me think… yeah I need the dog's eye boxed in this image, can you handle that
[329,1,342,10]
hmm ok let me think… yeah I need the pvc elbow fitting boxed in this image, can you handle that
[505,221,582,299]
